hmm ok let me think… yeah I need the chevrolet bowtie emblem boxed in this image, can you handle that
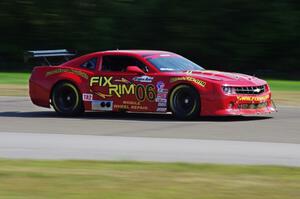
[254,88,261,93]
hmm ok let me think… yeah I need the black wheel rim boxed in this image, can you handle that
[54,86,78,112]
[173,89,195,114]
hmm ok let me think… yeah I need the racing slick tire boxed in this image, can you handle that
[169,85,200,120]
[51,82,84,116]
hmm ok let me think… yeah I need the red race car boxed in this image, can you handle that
[27,49,276,119]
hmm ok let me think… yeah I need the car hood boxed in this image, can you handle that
[176,70,267,86]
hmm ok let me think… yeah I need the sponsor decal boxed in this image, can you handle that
[90,77,135,98]
[92,90,112,99]
[90,76,156,101]
[156,107,167,112]
[158,102,167,107]
[237,95,269,102]
[114,104,148,111]
[155,81,168,106]
[92,100,113,111]
[121,101,148,110]
[123,101,141,105]
[156,98,167,103]
[133,76,154,83]
[130,105,148,110]
[113,104,129,109]
[90,76,113,87]
[170,77,206,87]
[156,81,165,90]
[115,78,131,84]
[46,69,89,79]
[82,93,93,101]
[157,93,167,99]
[158,88,168,93]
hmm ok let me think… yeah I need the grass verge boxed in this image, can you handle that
[267,79,300,91]
[0,84,28,96]
[0,159,299,199]
[0,72,29,96]
[0,73,299,105]
[271,91,300,107]
[0,72,30,85]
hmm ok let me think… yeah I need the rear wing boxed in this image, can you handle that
[24,49,76,66]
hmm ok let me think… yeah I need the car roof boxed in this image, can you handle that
[62,50,176,67]
[93,50,174,57]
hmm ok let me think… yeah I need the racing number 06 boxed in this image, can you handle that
[136,84,156,102]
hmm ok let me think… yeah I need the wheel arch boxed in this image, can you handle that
[50,79,85,116]
[167,83,201,114]
[50,79,81,104]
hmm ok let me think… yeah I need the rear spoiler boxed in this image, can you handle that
[24,49,76,66]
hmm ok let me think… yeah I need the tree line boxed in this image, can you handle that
[0,0,299,78]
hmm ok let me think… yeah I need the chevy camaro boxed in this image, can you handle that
[28,49,276,119]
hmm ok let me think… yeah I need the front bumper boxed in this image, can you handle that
[211,104,276,116]
[201,92,277,116]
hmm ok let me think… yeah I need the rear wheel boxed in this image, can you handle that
[169,85,200,120]
[51,82,84,116]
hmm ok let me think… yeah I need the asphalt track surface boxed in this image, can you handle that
[0,96,300,166]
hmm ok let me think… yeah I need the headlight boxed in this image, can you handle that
[264,84,269,92]
[222,86,235,94]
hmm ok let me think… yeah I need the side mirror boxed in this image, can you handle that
[126,66,145,75]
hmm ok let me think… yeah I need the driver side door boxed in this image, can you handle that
[89,55,157,112]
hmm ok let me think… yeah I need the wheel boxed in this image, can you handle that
[51,82,84,116]
[169,85,200,120]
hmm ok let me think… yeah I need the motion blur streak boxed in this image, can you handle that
[0,0,299,78]
[1,132,300,166]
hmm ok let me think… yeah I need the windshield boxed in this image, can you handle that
[147,55,204,72]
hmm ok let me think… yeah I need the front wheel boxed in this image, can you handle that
[169,85,200,120]
[51,82,84,116]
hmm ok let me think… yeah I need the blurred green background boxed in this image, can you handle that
[0,0,299,79]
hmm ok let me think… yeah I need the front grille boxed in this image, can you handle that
[238,102,268,109]
[235,85,265,95]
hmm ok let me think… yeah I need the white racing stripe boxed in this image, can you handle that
[0,132,299,166]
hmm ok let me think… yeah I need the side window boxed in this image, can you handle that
[102,56,148,72]
[81,58,98,70]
